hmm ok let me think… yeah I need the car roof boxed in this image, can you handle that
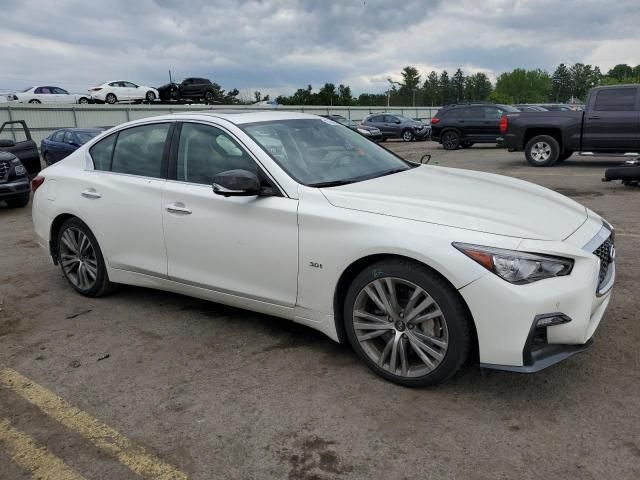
[175,110,321,125]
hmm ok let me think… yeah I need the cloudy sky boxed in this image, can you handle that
[1,0,639,98]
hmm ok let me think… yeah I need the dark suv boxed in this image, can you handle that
[157,77,218,103]
[361,113,430,142]
[430,103,519,149]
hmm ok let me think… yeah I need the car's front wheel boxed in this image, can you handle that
[145,91,156,102]
[204,90,215,104]
[29,99,41,104]
[402,129,414,142]
[57,218,113,297]
[78,97,89,104]
[441,131,461,150]
[344,259,471,387]
[105,93,117,104]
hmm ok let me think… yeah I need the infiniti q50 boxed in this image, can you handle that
[31,112,615,386]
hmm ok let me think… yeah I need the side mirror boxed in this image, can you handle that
[394,120,401,124]
[212,169,260,197]
[0,139,16,148]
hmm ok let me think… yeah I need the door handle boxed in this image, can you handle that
[588,115,601,120]
[166,203,192,215]
[81,188,101,199]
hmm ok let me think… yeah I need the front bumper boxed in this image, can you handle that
[0,179,30,200]
[459,219,614,371]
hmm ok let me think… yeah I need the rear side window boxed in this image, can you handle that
[111,123,171,178]
[89,133,117,171]
[594,88,637,111]
[52,131,65,142]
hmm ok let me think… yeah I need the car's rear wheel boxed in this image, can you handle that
[525,135,560,166]
[57,218,113,297]
[441,131,461,150]
[204,90,215,104]
[105,93,117,104]
[29,99,41,104]
[78,97,89,104]
[5,193,30,208]
[344,259,471,387]
[145,91,156,102]
[402,129,414,142]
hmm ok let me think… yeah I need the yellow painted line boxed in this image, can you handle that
[0,417,87,480]
[0,368,187,480]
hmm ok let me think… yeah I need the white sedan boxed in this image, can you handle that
[30,112,615,386]
[8,86,91,104]
[89,81,159,104]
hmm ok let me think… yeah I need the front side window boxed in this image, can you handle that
[53,87,69,95]
[176,123,257,185]
[52,131,65,142]
[124,82,138,88]
[595,88,637,111]
[242,118,412,186]
[63,131,74,143]
[111,123,171,177]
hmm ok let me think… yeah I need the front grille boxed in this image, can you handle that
[593,237,613,287]
[0,160,10,179]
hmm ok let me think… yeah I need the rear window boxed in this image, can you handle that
[594,88,637,111]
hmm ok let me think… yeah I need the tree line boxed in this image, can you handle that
[267,63,640,107]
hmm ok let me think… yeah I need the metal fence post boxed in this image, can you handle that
[126,108,131,122]
[6,105,16,141]
[72,107,78,127]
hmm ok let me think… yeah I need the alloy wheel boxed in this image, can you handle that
[352,277,449,378]
[531,142,552,162]
[59,227,99,290]
[402,130,414,142]
[442,132,459,149]
[146,91,155,101]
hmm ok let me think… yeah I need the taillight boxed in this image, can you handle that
[499,115,508,134]
[31,176,45,193]
[431,117,440,125]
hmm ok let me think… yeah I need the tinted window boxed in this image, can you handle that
[367,115,383,123]
[460,107,482,118]
[63,131,74,143]
[53,87,69,94]
[124,82,138,88]
[108,82,118,87]
[384,115,399,123]
[89,133,117,171]
[76,131,101,144]
[111,123,170,177]
[595,88,637,111]
[52,131,65,142]
[176,123,257,185]
[483,107,503,120]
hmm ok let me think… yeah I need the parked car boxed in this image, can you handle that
[157,77,218,103]
[31,111,615,387]
[538,104,575,112]
[89,81,159,104]
[502,85,640,166]
[6,86,91,104]
[0,151,30,208]
[41,128,105,165]
[430,103,520,150]
[361,113,430,142]
[0,121,41,175]
[321,114,383,141]
[514,105,549,112]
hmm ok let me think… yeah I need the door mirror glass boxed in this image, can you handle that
[212,169,260,196]
[0,139,16,147]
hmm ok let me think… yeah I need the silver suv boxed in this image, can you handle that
[361,113,431,142]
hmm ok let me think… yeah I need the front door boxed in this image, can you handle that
[162,121,298,307]
[582,86,640,152]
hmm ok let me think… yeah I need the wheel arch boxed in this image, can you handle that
[49,213,88,264]
[332,253,479,360]
[439,127,463,142]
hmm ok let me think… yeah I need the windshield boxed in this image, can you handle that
[242,118,413,186]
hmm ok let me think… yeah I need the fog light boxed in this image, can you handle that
[535,313,572,328]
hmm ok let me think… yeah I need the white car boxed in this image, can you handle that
[7,86,91,104]
[30,112,615,386]
[89,81,159,104]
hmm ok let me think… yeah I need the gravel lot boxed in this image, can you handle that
[1,143,639,480]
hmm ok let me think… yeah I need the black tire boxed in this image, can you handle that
[461,142,474,148]
[204,90,215,104]
[78,97,89,104]
[343,259,472,387]
[524,135,560,167]
[401,129,414,142]
[5,193,30,208]
[441,131,461,150]
[56,218,113,297]
[29,99,41,104]
[105,93,117,105]
[145,91,156,102]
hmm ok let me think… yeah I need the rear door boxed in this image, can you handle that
[60,131,78,159]
[49,130,67,162]
[481,106,504,140]
[459,107,484,140]
[80,122,173,276]
[582,87,640,151]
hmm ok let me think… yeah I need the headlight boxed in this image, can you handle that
[453,243,573,284]
[356,128,371,135]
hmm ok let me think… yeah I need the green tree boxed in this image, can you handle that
[493,68,551,103]
[464,72,492,101]
[253,91,262,102]
[607,64,633,81]
[551,63,571,102]
[397,66,421,106]
[337,84,353,105]
[422,71,440,105]
[452,68,465,102]
[570,63,594,100]
[439,70,451,105]
[317,83,337,105]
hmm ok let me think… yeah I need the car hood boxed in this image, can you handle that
[357,124,380,132]
[321,166,587,240]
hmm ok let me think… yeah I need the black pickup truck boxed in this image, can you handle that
[502,85,640,166]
